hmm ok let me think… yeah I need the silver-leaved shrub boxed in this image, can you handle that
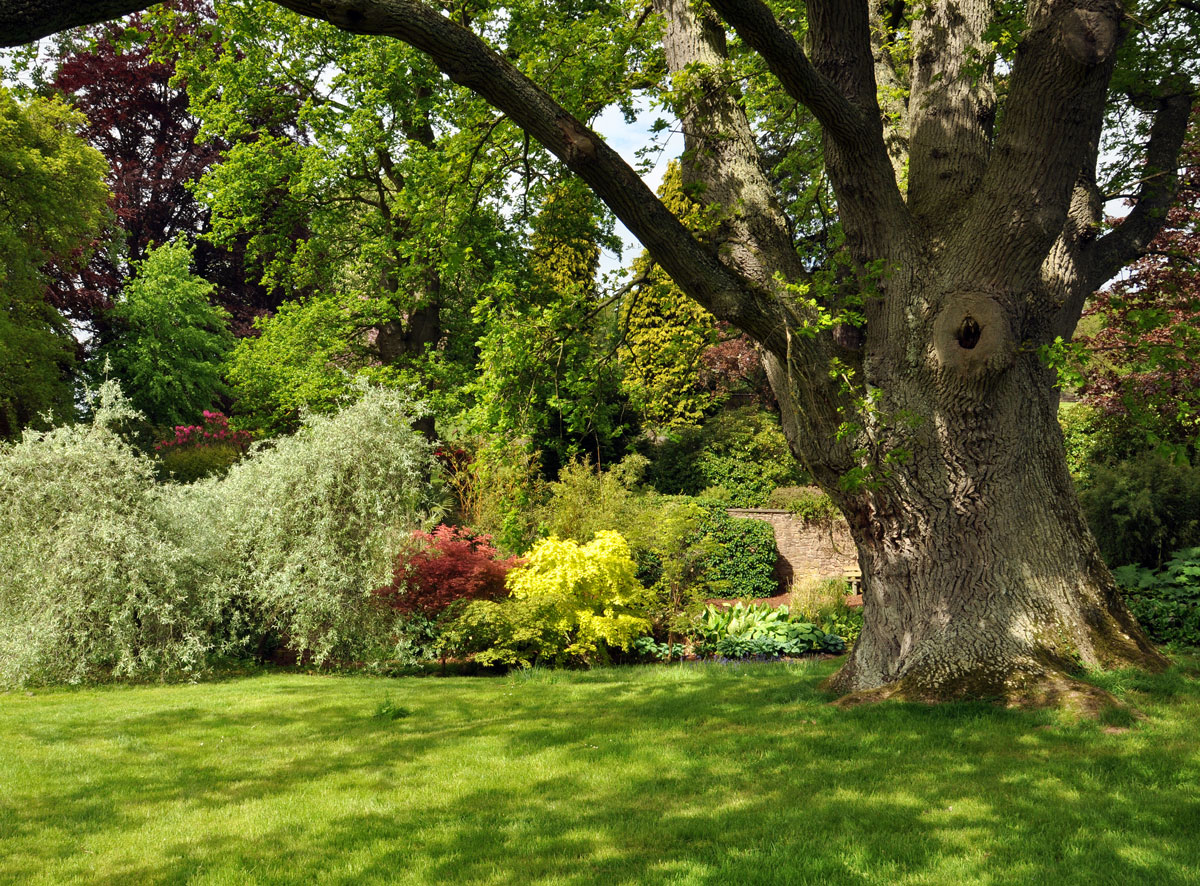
[0,382,218,685]
[0,382,445,686]
[184,385,447,665]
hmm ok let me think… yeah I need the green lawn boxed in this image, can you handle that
[2,658,1199,886]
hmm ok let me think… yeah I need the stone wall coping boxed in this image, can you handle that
[726,508,793,516]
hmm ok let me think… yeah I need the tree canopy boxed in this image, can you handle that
[0,85,108,437]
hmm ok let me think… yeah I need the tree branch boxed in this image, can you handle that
[0,0,150,46]
[1082,92,1196,292]
[799,0,911,261]
[956,1,1125,286]
[705,0,867,145]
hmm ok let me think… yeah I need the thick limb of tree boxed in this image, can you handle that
[7,0,1197,703]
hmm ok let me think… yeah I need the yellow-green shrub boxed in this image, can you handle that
[446,531,650,667]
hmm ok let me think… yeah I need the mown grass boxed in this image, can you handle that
[2,657,1199,885]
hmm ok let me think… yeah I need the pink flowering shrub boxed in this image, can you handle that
[155,411,252,482]
[155,410,253,453]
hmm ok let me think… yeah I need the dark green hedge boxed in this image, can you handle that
[694,500,779,598]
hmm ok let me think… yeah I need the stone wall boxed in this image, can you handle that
[727,509,858,592]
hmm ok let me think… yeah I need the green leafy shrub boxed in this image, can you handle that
[540,460,712,639]
[223,291,404,435]
[693,602,845,657]
[766,486,842,524]
[539,454,649,543]
[189,386,447,665]
[788,577,863,644]
[445,531,650,667]
[643,406,805,507]
[630,636,688,661]
[449,436,547,554]
[694,501,779,598]
[1112,547,1200,648]
[0,383,225,686]
[1078,453,1200,568]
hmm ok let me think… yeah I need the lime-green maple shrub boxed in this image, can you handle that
[445,531,650,667]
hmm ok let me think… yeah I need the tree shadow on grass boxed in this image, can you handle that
[3,662,1200,885]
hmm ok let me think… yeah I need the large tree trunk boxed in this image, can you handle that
[817,332,1167,700]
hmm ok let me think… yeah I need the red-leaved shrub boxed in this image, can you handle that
[375,525,522,617]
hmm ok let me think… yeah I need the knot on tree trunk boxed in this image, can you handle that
[931,292,1014,378]
[1059,8,1118,67]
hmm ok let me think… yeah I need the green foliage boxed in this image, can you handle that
[693,602,846,657]
[450,437,548,555]
[465,181,628,467]
[766,486,842,525]
[1112,547,1200,648]
[539,454,650,544]
[694,501,780,599]
[539,457,711,635]
[621,163,721,430]
[629,636,688,661]
[182,385,448,665]
[1058,401,1109,481]
[372,694,412,721]
[789,577,864,646]
[0,383,223,686]
[158,442,243,484]
[643,406,805,507]
[0,86,108,437]
[96,240,234,427]
[445,531,650,667]
[1078,453,1200,569]
[224,291,403,434]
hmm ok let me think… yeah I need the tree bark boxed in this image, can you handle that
[826,276,1169,700]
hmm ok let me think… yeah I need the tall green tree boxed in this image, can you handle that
[621,162,721,431]
[0,86,108,437]
[6,1,1200,702]
[96,240,233,428]
[468,179,628,468]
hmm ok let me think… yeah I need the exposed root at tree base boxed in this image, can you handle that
[824,665,1148,721]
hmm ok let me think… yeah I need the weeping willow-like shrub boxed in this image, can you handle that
[0,383,446,686]
[0,383,220,686]
[181,385,448,665]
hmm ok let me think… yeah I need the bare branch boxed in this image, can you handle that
[0,0,150,46]
[1082,92,1196,292]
